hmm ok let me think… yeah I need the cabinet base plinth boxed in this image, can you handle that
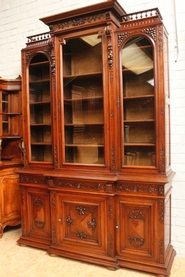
[17,236,50,251]
[48,246,118,270]
[117,246,176,277]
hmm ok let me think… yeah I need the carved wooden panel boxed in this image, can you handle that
[116,196,157,261]
[25,187,51,239]
[54,192,108,252]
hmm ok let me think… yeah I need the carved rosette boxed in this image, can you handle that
[88,218,96,230]
[66,215,74,226]
[76,231,87,239]
[76,206,86,215]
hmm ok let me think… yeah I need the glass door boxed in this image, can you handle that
[63,34,104,165]
[29,53,52,162]
[121,36,155,166]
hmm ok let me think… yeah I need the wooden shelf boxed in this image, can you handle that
[29,79,50,84]
[29,61,49,67]
[124,94,154,100]
[64,96,103,102]
[125,142,155,146]
[65,144,104,147]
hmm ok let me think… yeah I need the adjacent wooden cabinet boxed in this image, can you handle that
[17,1,175,276]
[0,77,22,237]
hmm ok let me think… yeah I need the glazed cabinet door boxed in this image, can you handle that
[21,48,54,166]
[62,33,106,166]
[18,184,51,249]
[49,191,116,268]
[120,35,156,167]
[28,53,52,163]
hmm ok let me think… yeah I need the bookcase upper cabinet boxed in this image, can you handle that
[18,1,175,276]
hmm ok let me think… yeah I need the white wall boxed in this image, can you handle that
[0,0,185,256]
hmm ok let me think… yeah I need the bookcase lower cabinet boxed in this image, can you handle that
[18,178,51,249]
[116,180,175,277]
[47,178,117,268]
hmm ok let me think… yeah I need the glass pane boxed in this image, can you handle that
[29,53,52,162]
[121,36,155,166]
[2,93,9,134]
[2,102,8,113]
[3,122,9,134]
[63,34,104,165]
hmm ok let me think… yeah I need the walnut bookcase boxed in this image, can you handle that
[17,1,175,276]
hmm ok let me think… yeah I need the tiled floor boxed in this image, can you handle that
[0,226,185,277]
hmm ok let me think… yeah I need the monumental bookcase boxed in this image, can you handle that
[17,1,175,276]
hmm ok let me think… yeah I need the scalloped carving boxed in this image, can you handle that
[117,183,158,194]
[142,27,156,41]
[55,13,106,31]
[54,180,106,191]
[128,236,144,247]
[118,32,131,47]
[20,174,46,184]
[129,210,145,220]
[33,198,44,207]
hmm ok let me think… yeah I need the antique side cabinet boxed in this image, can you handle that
[17,1,175,276]
[0,77,22,237]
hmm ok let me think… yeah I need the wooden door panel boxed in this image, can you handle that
[26,189,51,239]
[55,192,107,252]
[65,202,98,242]
[117,196,157,260]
